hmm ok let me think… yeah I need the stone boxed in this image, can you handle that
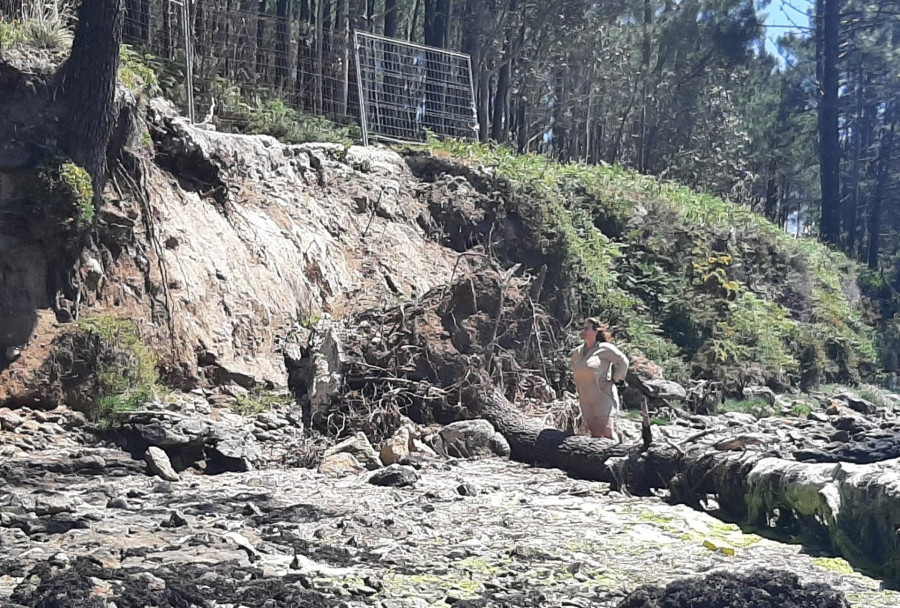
[145,447,180,482]
[107,497,131,510]
[743,386,777,406]
[457,483,478,496]
[437,420,509,459]
[206,432,260,473]
[323,432,382,470]
[49,552,70,567]
[318,452,365,477]
[0,410,24,431]
[408,438,436,457]
[836,393,877,415]
[380,426,412,466]
[162,510,189,528]
[369,464,419,487]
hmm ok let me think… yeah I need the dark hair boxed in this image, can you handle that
[585,317,613,343]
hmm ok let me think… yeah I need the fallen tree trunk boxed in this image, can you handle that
[463,382,681,496]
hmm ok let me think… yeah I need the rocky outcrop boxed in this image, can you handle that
[1,89,466,406]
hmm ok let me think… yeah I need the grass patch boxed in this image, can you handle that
[789,402,812,417]
[232,389,292,416]
[0,0,73,54]
[59,315,161,422]
[720,397,775,419]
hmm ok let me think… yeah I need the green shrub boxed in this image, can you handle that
[233,389,293,416]
[67,315,162,421]
[119,44,162,98]
[30,159,95,234]
[789,402,812,417]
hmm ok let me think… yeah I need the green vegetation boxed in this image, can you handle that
[120,50,357,145]
[721,398,776,419]
[64,316,161,422]
[427,139,878,391]
[119,45,161,98]
[232,389,293,416]
[789,403,813,417]
[31,158,95,232]
[0,2,73,53]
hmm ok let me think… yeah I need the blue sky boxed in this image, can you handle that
[763,0,813,57]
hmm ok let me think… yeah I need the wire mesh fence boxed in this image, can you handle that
[1,0,477,145]
[355,32,477,145]
[116,0,476,145]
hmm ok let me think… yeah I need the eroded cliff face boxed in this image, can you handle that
[0,84,467,401]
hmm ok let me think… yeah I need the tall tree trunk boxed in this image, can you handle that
[491,60,511,142]
[844,62,864,254]
[162,0,172,59]
[817,0,841,245]
[764,160,779,222]
[637,0,652,172]
[315,0,325,112]
[366,0,375,30]
[300,0,310,21]
[384,0,398,37]
[867,108,895,270]
[337,0,349,116]
[408,0,420,42]
[424,0,448,48]
[275,0,292,89]
[57,0,125,197]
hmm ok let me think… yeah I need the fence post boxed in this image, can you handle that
[353,31,370,147]
[180,0,195,123]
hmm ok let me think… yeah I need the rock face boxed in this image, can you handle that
[116,410,259,474]
[1,93,462,405]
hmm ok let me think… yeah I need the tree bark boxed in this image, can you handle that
[817,0,841,245]
[384,0,398,38]
[255,0,267,83]
[764,160,779,222]
[56,0,125,198]
[866,108,895,269]
[275,0,292,90]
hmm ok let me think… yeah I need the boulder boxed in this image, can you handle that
[369,464,419,487]
[436,419,510,459]
[323,432,382,470]
[144,447,180,482]
[380,426,412,466]
[318,452,365,477]
[743,386,777,406]
[206,431,261,474]
[835,393,877,416]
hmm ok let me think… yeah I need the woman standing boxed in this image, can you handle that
[569,318,630,440]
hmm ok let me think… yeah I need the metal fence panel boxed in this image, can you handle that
[354,32,477,145]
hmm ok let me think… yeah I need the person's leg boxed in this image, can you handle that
[586,416,610,439]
